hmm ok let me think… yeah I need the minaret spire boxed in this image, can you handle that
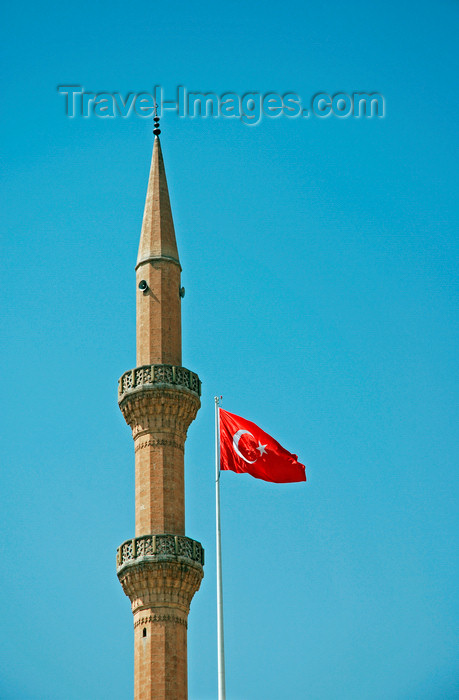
[135,124,182,368]
[117,128,204,700]
[137,127,179,266]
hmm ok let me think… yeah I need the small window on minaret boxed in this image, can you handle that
[143,628,147,637]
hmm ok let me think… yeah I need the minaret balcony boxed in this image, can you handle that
[117,534,204,574]
[118,364,201,403]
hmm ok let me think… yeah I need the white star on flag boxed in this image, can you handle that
[256,441,267,456]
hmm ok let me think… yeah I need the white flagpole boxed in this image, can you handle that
[215,396,226,700]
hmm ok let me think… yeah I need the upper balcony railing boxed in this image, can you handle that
[118,364,201,402]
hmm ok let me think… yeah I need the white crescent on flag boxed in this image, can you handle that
[232,429,257,464]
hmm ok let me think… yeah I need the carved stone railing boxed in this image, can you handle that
[117,534,205,572]
[118,364,201,402]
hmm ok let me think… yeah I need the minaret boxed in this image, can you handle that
[116,117,204,700]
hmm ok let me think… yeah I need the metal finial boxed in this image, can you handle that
[153,102,161,136]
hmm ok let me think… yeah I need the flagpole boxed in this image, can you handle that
[215,396,226,700]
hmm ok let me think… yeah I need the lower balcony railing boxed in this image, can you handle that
[117,534,204,571]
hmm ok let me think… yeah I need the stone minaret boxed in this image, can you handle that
[116,120,204,700]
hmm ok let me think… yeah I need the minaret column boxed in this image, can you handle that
[136,258,182,368]
[117,129,204,700]
[134,253,187,536]
[120,379,201,536]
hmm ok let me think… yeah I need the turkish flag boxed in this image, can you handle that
[219,409,306,483]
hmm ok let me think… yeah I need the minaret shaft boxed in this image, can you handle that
[133,613,188,699]
[136,260,182,367]
[117,134,203,700]
[134,440,185,536]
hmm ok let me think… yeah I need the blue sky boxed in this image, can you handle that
[1,0,458,698]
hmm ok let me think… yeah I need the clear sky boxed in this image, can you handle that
[1,0,458,698]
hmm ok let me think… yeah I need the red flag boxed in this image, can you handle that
[219,408,306,483]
